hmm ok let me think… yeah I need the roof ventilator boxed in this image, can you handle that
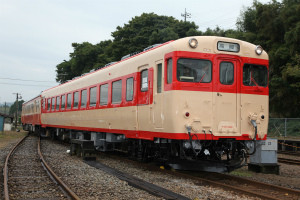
[143,44,161,51]
[121,51,140,60]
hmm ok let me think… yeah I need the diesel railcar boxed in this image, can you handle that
[22,36,269,172]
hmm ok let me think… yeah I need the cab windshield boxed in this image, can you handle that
[177,58,212,83]
[243,64,268,87]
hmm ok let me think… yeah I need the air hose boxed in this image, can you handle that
[248,120,257,155]
[186,125,200,156]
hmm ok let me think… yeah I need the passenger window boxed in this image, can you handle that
[141,70,148,91]
[67,93,72,109]
[157,63,162,93]
[51,97,55,111]
[126,77,134,101]
[81,89,87,108]
[61,95,66,110]
[167,59,173,84]
[220,62,234,85]
[47,98,50,111]
[100,84,108,105]
[73,92,79,108]
[89,87,97,107]
[56,96,60,110]
[43,98,45,110]
[112,80,122,104]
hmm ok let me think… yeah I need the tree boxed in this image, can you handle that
[236,0,300,117]
[55,13,199,83]
[9,100,24,116]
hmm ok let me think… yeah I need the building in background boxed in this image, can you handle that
[0,113,13,132]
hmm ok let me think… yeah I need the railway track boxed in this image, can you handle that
[85,160,190,200]
[278,151,300,157]
[169,171,300,200]
[278,157,300,166]
[99,152,300,200]
[3,135,80,200]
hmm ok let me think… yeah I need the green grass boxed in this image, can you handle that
[230,170,253,178]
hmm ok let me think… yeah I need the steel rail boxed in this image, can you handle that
[37,137,80,200]
[97,152,300,200]
[170,171,300,200]
[3,135,28,200]
[278,151,300,156]
[278,157,300,166]
[85,160,190,200]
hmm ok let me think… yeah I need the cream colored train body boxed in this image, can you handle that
[22,36,269,172]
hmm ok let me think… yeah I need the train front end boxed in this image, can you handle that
[163,36,269,171]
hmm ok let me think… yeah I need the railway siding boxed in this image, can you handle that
[5,136,69,199]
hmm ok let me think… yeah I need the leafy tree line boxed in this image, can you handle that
[55,0,300,117]
[9,100,24,116]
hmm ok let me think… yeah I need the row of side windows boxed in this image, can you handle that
[44,76,136,111]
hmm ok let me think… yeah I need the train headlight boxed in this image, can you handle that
[189,38,198,48]
[255,45,263,55]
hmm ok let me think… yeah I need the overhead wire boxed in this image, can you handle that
[0,77,56,83]
[0,82,55,87]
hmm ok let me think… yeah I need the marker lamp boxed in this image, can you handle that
[189,38,198,48]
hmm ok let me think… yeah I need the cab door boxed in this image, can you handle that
[212,57,240,136]
[153,61,163,128]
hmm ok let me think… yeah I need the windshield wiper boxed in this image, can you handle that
[199,72,206,83]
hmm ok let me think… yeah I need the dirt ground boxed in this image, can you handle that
[0,131,27,149]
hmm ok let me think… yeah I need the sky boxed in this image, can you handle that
[0,0,274,103]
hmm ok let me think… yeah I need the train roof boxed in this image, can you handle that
[42,36,269,97]
[22,95,41,106]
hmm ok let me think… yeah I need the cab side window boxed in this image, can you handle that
[167,59,173,84]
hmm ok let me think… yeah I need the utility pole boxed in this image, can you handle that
[13,93,21,130]
[181,8,191,22]
[4,102,6,115]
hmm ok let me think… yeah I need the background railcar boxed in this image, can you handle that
[21,95,42,132]
[23,36,269,172]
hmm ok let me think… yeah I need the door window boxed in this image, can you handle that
[141,70,148,92]
[126,77,134,101]
[220,62,234,85]
[157,64,162,93]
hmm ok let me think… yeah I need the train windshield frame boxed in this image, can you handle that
[243,64,268,87]
[176,58,212,83]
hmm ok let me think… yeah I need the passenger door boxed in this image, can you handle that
[212,57,240,136]
[137,65,153,134]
